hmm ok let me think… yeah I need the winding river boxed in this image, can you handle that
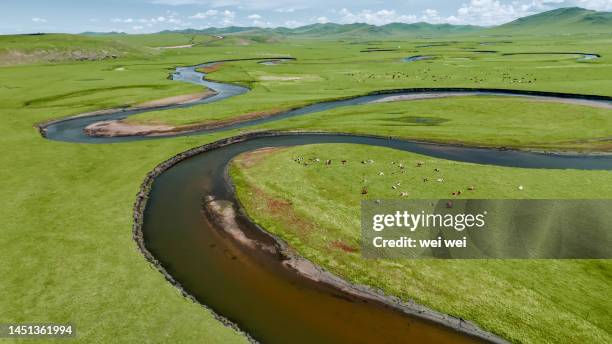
[403,55,434,62]
[40,58,612,343]
[501,52,601,61]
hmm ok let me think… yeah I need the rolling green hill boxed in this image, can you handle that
[489,7,612,34]
[162,7,610,38]
[166,22,482,39]
[286,22,481,38]
[381,22,480,35]
[0,33,147,65]
[0,32,221,65]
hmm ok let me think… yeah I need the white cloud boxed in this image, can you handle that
[252,19,273,27]
[316,16,329,23]
[190,10,219,19]
[150,0,303,10]
[333,0,592,27]
[421,8,444,23]
[150,0,203,4]
[574,0,612,10]
[111,18,134,23]
[446,0,610,26]
[220,10,236,24]
[191,9,234,19]
[332,1,569,27]
[31,17,47,23]
[338,8,417,25]
[440,0,568,26]
[248,14,262,19]
[423,9,439,18]
[453,0,525,26]
[275,8,296,13]
[115,12,185,28]
[132,25,144,30]
[284,20,303,27]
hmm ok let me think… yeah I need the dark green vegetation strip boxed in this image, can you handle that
[24,84,176,107]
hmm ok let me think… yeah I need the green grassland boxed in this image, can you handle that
[0,39,252,343]
[0,128,248,344]
[93,32,217,47]
[258,96,612,152]
[1,11,611,343]
[230,144,612,343]
[2,60,203,121]
[124,34,612,127]
[0,34,144,65]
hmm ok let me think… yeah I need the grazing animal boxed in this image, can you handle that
[361,186,368,194]
[467,186,475,191]
[400,192,409,197]
[325,159,332,165]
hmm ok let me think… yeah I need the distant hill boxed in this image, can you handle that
[286,22,481,37]
[161,7,611,38]
[489,7,612,34]
[163,22,482,39]
[0,33,143,65]
[161,26,261,35]
[82,31,127,36]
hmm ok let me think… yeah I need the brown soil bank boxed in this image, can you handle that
[85,108,284,137]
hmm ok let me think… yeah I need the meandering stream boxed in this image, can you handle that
[40,58,612,343]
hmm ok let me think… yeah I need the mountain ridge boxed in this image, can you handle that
[90,7,611,37]
[489,7,612,33]
[160,21,482,38]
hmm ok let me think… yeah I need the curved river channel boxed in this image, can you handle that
[41,58,612,343]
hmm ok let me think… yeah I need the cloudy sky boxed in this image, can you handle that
[2,0,611,34]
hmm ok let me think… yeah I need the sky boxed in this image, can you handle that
[2,0,611,34]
